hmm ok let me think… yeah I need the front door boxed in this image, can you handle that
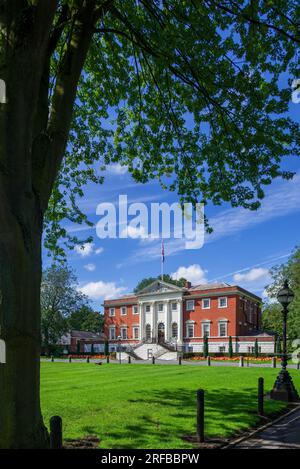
[157,322,165,343]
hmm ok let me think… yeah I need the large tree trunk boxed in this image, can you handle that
[0,196,48,448]
[0,1,57,448]
[0,0,104,448]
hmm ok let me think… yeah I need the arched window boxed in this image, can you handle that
[172,322,178,339]
[145,324,151,340]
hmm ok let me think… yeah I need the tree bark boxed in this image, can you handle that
[0,198,49,448]
[0,0,111,448]
[0,0,57,448]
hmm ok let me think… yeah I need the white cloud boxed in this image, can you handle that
[74,243,103,257]
[106,163,128,175]
[233,267,270,283]
[78,281,127,300]
[74,243,94,257]
[171,264,208,285]
[84,263,96,272]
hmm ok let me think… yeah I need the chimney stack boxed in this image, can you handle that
[185,281,192,289]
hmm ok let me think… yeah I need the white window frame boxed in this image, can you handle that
[218,321,228,337]
[133,326,139,339]
[133,305,139,315]
[202,322,210,338]
[145,304,151,313]
[218,297,228,308]
[158,303,164,312]
[186,322,195,338]
[202,298,211,309]
[171,302,178,311]
[109,327,116,340]
[121,306,127,316]
[109,308,115,317]
[120,327,127,339]
[186,300,195,311]
[171,322,178,339]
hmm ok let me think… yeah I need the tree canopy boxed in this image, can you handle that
[38,0,300,257]
[134,274,187,292]
[41,265,89,349]
[68,305,104,332]
[263,247,300,340]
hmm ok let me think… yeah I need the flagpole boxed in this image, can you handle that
[161,240,164,282]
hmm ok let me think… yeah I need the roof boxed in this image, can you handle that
[190,282,232,291]
[70,330,103,340]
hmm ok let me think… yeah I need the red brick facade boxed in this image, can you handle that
[103,281,274,354]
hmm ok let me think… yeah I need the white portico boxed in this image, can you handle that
[137,281,184,345]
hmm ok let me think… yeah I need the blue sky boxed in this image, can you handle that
[43,92,300,312]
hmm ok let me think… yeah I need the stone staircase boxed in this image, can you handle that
[129,341,179,361]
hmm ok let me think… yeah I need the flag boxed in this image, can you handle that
[161,240,165,263]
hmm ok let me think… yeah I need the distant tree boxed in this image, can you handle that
[203,336,209,358]
[262,303,283,338]
[134,274,187,293]
[41,265,88,354]
[69,306,103,333]
[265,247,300,340]
[228,336,233,358]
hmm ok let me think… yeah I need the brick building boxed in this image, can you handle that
[103,280,275,358]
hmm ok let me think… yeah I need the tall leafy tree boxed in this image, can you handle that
[68,305,103,332]
[0,0,300,448]
[41,265,88,353]
[264,247,300,341]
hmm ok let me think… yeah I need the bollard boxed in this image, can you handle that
[86,356,90,363]
[68,356,72,363]
[258,377,264,416]
[272,357,276,368]
[239,356,244,367]
[207,356,211,367]
[106,355,110,364]
[297,362,300,370]
[178,356,182,365]
[196,389,204,443]
[128,356,131,364]
[152,356,155,364]
[50,416,62,449]
[51,355,54,362]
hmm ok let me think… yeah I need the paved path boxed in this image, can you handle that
[233,406,300,449]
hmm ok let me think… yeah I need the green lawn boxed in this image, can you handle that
[41,362,300,449]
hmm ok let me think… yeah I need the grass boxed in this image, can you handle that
[41,362,300,449]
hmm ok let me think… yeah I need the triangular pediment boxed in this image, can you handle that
[137,280,184,295]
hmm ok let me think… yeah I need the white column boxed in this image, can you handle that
[139,302,144,341]
[165,300,170,342]
[151,301,156,341]
[177,299,183,345]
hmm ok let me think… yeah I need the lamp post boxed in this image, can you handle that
[270,280,299,402]
[118,335,122,365]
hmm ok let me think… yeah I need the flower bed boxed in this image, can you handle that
[187,355,279,362]
[67,354,107,360]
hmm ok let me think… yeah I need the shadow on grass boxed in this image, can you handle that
[104,387,274,449]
